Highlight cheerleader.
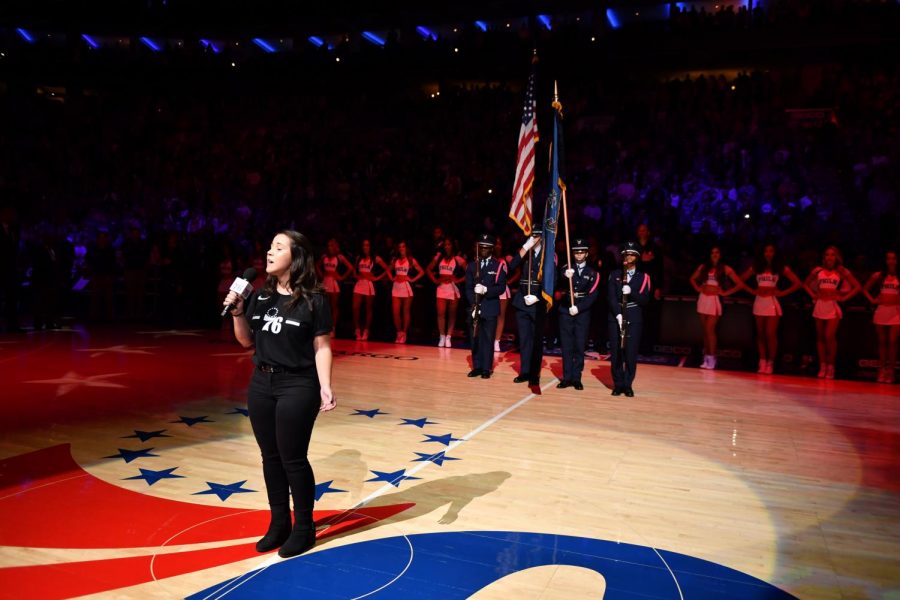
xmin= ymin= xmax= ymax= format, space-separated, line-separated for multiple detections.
xmin=863 ymin=251 xmax=899 ymax=383
xmin=494 ymin=237 xmax=518 ymax=353
xmin=803 ymin=246 xmax=861 ymax=379
xmin=351 ymin=239 xmax=390 ymax=341
xmin=427 ymin=238 xmax=467 ymax=347
xmin=389 ymin=241 xmax=424 ymax=343
xmin=690 ymin=246 xmax=748 ymax=369
xmin=739 ymin=243 xmax=802 ymax=373
xmin=317 ymin=238 xmax=354 ymax=336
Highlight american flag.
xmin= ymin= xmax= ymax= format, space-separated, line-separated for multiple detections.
xmin=509 ymin=64 xmax=538 ymax=236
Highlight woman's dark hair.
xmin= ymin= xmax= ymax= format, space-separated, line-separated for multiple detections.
xmin=357 ymin=239 xmax=377 ymax=271
xmin=822 ymin=245 xmax=844 ymax=269
xmin=695 ymin=246 xmax=725 ymax=286
xmin=441 ymin=237 xmax=457 ymax=258
xmin=875 ymin=250 xmax=898 ymax=286
xmin=753 ymin=243 xmax=784 ymax=275
xmin=262 ymin=230 xmax=322 ymax=310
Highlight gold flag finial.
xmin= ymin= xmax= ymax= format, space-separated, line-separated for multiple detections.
xmin=552 ymin=80 xmax=562 ymax=113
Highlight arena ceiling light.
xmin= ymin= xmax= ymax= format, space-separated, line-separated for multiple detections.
xmin=474 ymin=20 xmax=488 ymax=32
xmin=308 ymin=36 xmax=325 ymax=47
xmin=538 ymin=15 xmax=552 ymax=30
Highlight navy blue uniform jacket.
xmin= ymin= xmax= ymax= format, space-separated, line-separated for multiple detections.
xmin=465 ymin=258 xmax=507 ymax=318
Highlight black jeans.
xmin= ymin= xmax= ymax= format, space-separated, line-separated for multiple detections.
xmin=248 ymin=369 xmax=320 ymax=526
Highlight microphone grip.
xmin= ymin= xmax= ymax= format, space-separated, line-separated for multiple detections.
xmin=221 ymin=274 xmax=254 ymax=318
xmin=221 ymin=290 xmax=243 ymax=317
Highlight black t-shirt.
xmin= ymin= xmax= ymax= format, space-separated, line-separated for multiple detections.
xmin=244 ymin=290 xmax=333 ymax=374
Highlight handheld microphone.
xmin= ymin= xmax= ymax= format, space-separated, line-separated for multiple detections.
xmin=221 ymin=267 xmax=257 ymax=317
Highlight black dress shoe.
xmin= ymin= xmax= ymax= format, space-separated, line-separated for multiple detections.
xmin=513 ymin=375 xmax=529 ymax=383
xmin=624 ymin=388 xmax=635 ymax=397
xmin=573 ymin=381 xmax=584 ymax=390
xmin=468 ymin=369 xmax=483 ymax=377
xmin=611 ymin=387 xmax=623 ymax=396
xmin=481 ymin=371 xmax=492 ymax=379
xmin=557 ymin=380 xmax=571 ymax=389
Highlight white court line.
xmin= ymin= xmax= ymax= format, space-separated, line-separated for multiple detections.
xmin=650 ymin=547 xmax=685 ymax=600
xmin=208 ymin=379 xmax=559 ymax=599
xmin=350 ymin=533 xmax=415 ymax=600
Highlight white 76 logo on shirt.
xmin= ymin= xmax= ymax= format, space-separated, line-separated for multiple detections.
xmin=262 ymin=315 xmax=283 ymax=334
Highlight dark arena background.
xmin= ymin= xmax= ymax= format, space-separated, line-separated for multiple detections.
xmin=0 ymin=1 xmax=898 ymax=598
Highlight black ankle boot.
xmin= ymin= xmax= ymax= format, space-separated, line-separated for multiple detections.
xmin=255 ymin=507 xmax=292 ymax=553
xmin=277 ymin=524 xmax=316 ymax=558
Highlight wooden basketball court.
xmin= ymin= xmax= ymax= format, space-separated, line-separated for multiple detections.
xmin=0 ymin=328 xmax=897 ymax=599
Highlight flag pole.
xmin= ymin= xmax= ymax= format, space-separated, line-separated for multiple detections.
xmin=553 ymin=81 xmax=575 ymax=307
xmin=562 ymin=187 xmax=574 ymax=308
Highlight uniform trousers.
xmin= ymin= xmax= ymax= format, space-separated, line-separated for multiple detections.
xmin=559 ymin=310 xmax=591 ymax=382
xmin=608 ymin=319 xmax=643 ymax=389
xmin=515 ymin=303 xmax=546 ymax=381
xmin=469 ymin=315 xmax=497 ymax=372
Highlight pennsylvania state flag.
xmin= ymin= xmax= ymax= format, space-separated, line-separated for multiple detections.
xmin=539 ymin=88 xmax=565 ymax=308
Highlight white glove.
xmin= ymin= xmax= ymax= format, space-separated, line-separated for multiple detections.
xmin=564 ymin=268 xmax=575 ymax=279
xmin=474 ymin=283 xmax=487 ymax=295
xmin=616 ymin=314 xmax=623 ymax=328
xmin=568 ymin=305 xmax=579 ymax=316
xmin=524 ymin=294 xmax=539 ymax=306
xmin=622 ymin=284 xmax=631 ymax=295
xmin=522 ymin=236 xmax=538 ymax=252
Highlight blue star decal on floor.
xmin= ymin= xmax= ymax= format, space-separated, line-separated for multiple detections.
xmin=421 ymin=433 xmax=463 ymax=446
xmin=122 ymin=430 xmax=170 ymax=442
xmin=365 ymin=469 xmax=422 ymax=488
xmin=192 ymin=480 xmax=256 ymax=501
xmin=351 ymin=408 xmax=388 ymax=418
xmin=412 ymin=451 xmax=461 ymax=467
xmin=399 ymin=417 xmax=438 ymax=428
xmin=170 ymin=415 xmax=214 ymax=426
xmin=226 ymin=407 xmax=249 ymax=417
xmin=123 ymin=467 xmax=185 ymax=486
xmin=103 ymin=448 xmax=160 ymax=463
xmin=314 ymin=480 xmax=348 ymax=501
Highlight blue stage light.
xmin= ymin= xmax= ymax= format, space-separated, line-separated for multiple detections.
xmin=475 ymin=21 xmax=488 ymax=32
xmin=81 ymin=34 xmax=99 ymax=49
xmin=252 ymin=38 xmax=277 ymax=53
xmin=538 ymin=15 xmax=552 ymax=30
xmin=199 ymin=39 xmax=221 ymax=53
xmin=16 ymin=28 xmax=34 ymax=43
xmin=140 ymin=37 xmax=161 ymax=51
xmin=606 ymin=9 xmax=622 ymax=29
xmin=361 ymin=31 xmax=385 ymax=46
xmin=308 ymin=36 xmax=325 ymax=48
xmin=416 ymin=26 xmax=436 ymax=40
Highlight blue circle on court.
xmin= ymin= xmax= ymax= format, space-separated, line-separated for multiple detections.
xmin=189 ymin=531 xmax=797 ymax=599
